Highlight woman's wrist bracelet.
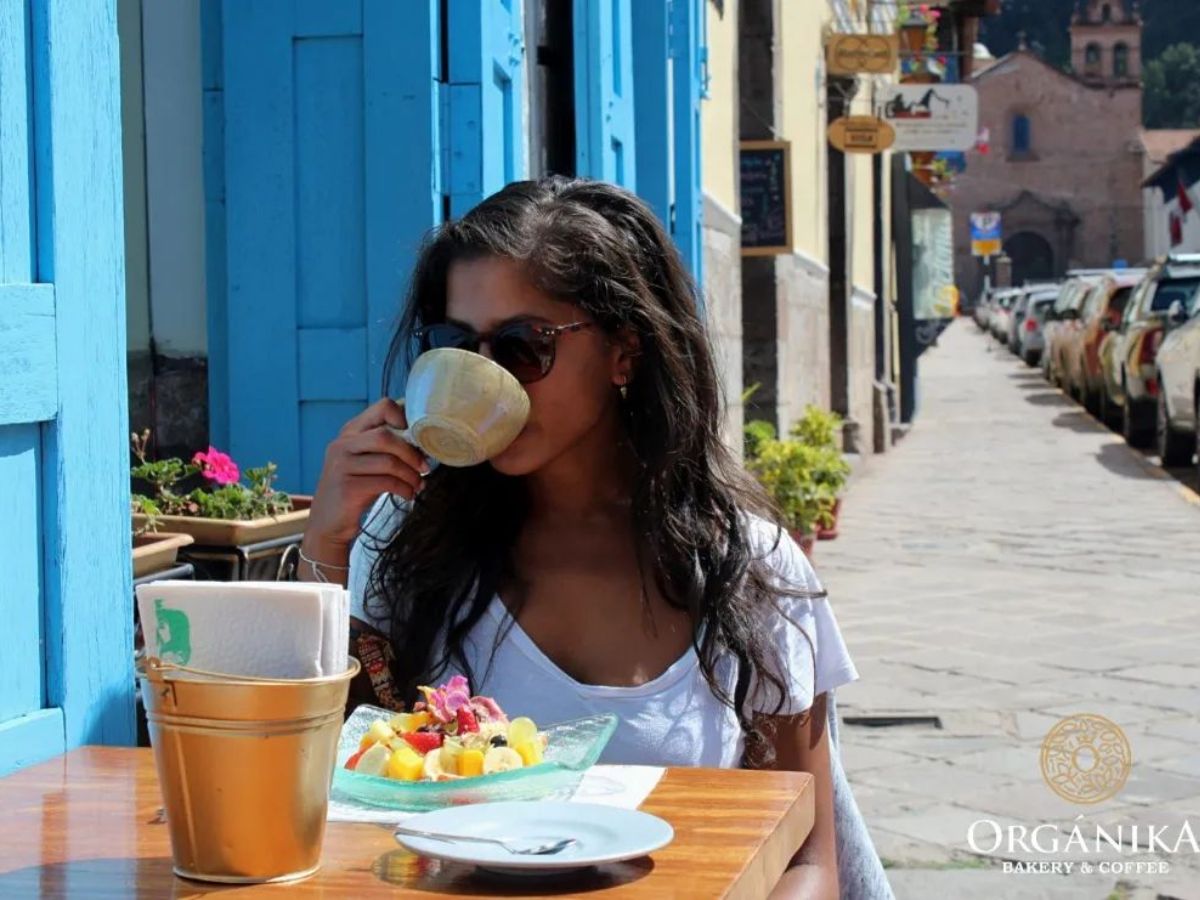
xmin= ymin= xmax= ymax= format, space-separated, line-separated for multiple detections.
xmin=298 ymin=546 xmax=350 ymax=583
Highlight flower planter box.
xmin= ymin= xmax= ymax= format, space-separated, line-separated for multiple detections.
xmin=132 ymin=495 xmax=311 ymax=546
xmin=132 ymin=532 xmax=195 ymax=579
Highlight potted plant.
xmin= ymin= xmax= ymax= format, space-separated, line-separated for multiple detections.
xmin=896 ymin=3 xmax=941 ymax=56
xmin=131 ymin=504 xmax=194 ymax=579
xmin=788 ymin=406 xmax=851 ymax=540
xmin=743 ymin=420 xmax=826 ymax=558
xmin=130 ymin=430 xmax=310 ymax=576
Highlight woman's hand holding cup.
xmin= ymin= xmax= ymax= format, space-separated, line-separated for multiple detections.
xmin=305 ymin=398 xmax=431 ymax=553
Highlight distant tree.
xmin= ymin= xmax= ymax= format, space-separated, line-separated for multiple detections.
xmin=1141 ymin=0 xmax=1200 ymax=61
xmin=1143 ymin=43 xmax=1200 ymax=127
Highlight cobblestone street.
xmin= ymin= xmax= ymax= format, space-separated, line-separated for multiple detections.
xmin=822 ymin=321 xmax=1200 ymax=900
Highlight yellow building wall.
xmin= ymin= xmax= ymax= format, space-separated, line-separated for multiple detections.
xmin=777 ymin=1 xmax=828 ymax=263
xmin=701 ymin=0 xmax=739 ymax=214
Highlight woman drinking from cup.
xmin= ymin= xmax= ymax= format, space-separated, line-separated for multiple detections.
xmin=300 ymin=176 xmax=881 ymax=900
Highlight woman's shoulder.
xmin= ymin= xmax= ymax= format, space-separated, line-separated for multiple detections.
xmin=736 ymin=508 xmax=857 ymax=716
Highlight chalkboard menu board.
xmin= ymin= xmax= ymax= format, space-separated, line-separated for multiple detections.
xmin=740 ymin=140 xmax=792 ymax=256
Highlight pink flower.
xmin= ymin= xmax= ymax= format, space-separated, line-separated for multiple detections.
xmin=469 ymin=695 xmax=508 ymax=724
xmin=193 ymin=446 xmax=240 ymax=485
xmin=417 ymin=675 xmax=472 ymax=724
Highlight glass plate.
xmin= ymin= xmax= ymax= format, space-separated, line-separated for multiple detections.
xmin=331 ymin=705 xmax=619 ymax=812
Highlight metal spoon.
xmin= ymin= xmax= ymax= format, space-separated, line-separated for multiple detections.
xmin=394 ymin=825 xmax=577 ymax=856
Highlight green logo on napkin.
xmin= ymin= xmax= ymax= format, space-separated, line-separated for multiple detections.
xmin=154 ymin=598 xmax=191 ymax=665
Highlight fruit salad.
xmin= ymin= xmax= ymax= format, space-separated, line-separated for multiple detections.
xmin=343 ymin=675 xmax=547 ymax=782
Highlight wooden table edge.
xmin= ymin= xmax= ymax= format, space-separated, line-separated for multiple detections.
xmin=1 ymin=747 xmax=817 ymax=898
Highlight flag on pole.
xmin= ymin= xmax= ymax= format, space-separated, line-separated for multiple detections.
xmin=1177 ymin=174 xmax=1195 ymax=216
xmin=1170 ymin=211 xmax=1184 ymax=247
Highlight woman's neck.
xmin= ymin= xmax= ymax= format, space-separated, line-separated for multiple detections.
xmin=524 ymin=413 xmax=638 ymax=524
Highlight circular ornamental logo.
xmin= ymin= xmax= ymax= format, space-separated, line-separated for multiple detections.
xmin=1040 ymin=713 xmax=1132 ymax=804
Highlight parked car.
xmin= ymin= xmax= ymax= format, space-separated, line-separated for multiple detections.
xmin=973 ymin=289 xmax=992 ymax=330
xmin=1043 ymin=275 xmax=1103 ymax=385
xmin=1017 ymin=290 xmax=1061 ymax=367
xmin=1007 ymin=283 xmax=1059 ymax=354
xmin=989 ymin=289 xmax=1020 ymax=343
xmin=1152 ymin=263 xmax=1200 ymax=466
xmin=1064 ymin=271 xmax=1144 ymax=413
xmin=1101 ymin=257 xmax=1200 ymax=447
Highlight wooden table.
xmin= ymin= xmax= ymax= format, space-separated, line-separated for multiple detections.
xmin=0 ymin=748 xmax=814 ymax=898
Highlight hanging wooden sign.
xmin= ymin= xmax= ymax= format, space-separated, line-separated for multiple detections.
xmin=825 ymin=34 xmax=899 ymax=76
xmin=827 ymin=116 xmax=896 ymax=154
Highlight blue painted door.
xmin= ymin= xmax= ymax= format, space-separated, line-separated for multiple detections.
xmin=214 ymin=0 xmax=441 ymax=493
xmin=574 ymin=0 xmax=636 ymax=188
xmin=631 ymin=0 xmax=703 ymax=288
xmin=0 ymin=0 xmax=134 ymax=773
xmin=445 ymin=0 xmax=527 ymax=217
xmin=213 ymin=0 xmax=526 ymax=493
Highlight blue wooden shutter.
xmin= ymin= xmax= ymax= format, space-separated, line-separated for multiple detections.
xmin=670 ymin=0 xmax=704 ymax=291
xmin=0 ymin=0 xmax=133 ymax=773
xmin=574 ymin=0 xmax=636 ymax=187
xmin=632 ymin=0 xmax=703 ymax=289
xmin=445 ymin=0 xmax=527 ymax=217
xmin=216 ymin=0 xmax=440 ymax=494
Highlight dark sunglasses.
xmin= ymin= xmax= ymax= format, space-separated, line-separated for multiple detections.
xmin=413 ymin=319 xmax=596 ymax=384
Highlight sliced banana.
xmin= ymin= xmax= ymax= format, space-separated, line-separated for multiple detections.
xmin=423 ymin=748 xmax=445 ymax=780
xmin=482 ymin=746 xmax=524 ymax=775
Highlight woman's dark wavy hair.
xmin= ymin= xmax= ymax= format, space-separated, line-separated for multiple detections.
xmin=366 ymin=175 xmax=820 ymax=765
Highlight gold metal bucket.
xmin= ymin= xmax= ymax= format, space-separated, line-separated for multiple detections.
xmin=138 ymin=656 xmax=360 ymax=884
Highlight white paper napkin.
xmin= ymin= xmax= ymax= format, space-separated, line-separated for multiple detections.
xmin=326 ymin=765 xmax=667 ymax=824
xmin=135 ymin=580 xmax=349 ymax=679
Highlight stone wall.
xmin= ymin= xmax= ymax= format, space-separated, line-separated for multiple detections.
xmin=128 ymin=354 xmax=209 ymax=462
xmin=703 ymin=193 xmax=745 ymax=460
xmin=774 ymin=251 xmax=831 ymax=433
xmin=849 ymin=288 xmax=877 ymax=454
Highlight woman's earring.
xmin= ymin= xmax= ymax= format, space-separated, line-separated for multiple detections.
xmin=618 ymin=377 xmax=629 ymax=400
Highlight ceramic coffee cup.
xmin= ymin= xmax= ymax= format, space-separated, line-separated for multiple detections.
xmin=392 ymin=348 xmax=531 ymax=467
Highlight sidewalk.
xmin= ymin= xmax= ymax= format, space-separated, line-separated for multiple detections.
xmin=821 ymin=321 xmax=1200 ymax=900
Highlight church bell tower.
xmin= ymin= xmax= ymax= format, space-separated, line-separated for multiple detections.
xmin=1070 ymin=0 xmax=1143 ymax=86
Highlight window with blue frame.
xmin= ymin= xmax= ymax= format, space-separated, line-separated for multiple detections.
xmin=1012 ymin=114 xmax=1032 ymax=157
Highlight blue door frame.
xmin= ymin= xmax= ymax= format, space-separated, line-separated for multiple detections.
xmin=0 ymin=0 xmax=134 ymax=774
xmin=589 ymin=0 xmax=704 ymax=288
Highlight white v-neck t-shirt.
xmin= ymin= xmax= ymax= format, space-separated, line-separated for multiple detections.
xmin=348 ymin=494 xmax=859 ymax=768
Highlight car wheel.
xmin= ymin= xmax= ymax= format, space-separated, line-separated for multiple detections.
xmin=1157 ymin=390 xmax=1194 ymax=467
xmin=1084 ymin=385 xmax=1101 ymax=416
xmin=1023 ymin=350 xmax=1039 ymax=368
xmin=1123 ymin=394 xmax=1153 ymax=449
xmin=1195 ymin=396 xmax=1200 ymax=489
xmin=1099 ymin=388 xmax=1119 ymax=430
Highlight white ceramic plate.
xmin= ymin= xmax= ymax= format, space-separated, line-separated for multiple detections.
xmin=393 ymin=800 xmax=674 ymax=875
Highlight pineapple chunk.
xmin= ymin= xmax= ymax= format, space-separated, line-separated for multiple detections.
xmin=387 ymin=746 xmax=425 ymax=781
xmin=459 ymin=749 xmax=484 ymax=777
